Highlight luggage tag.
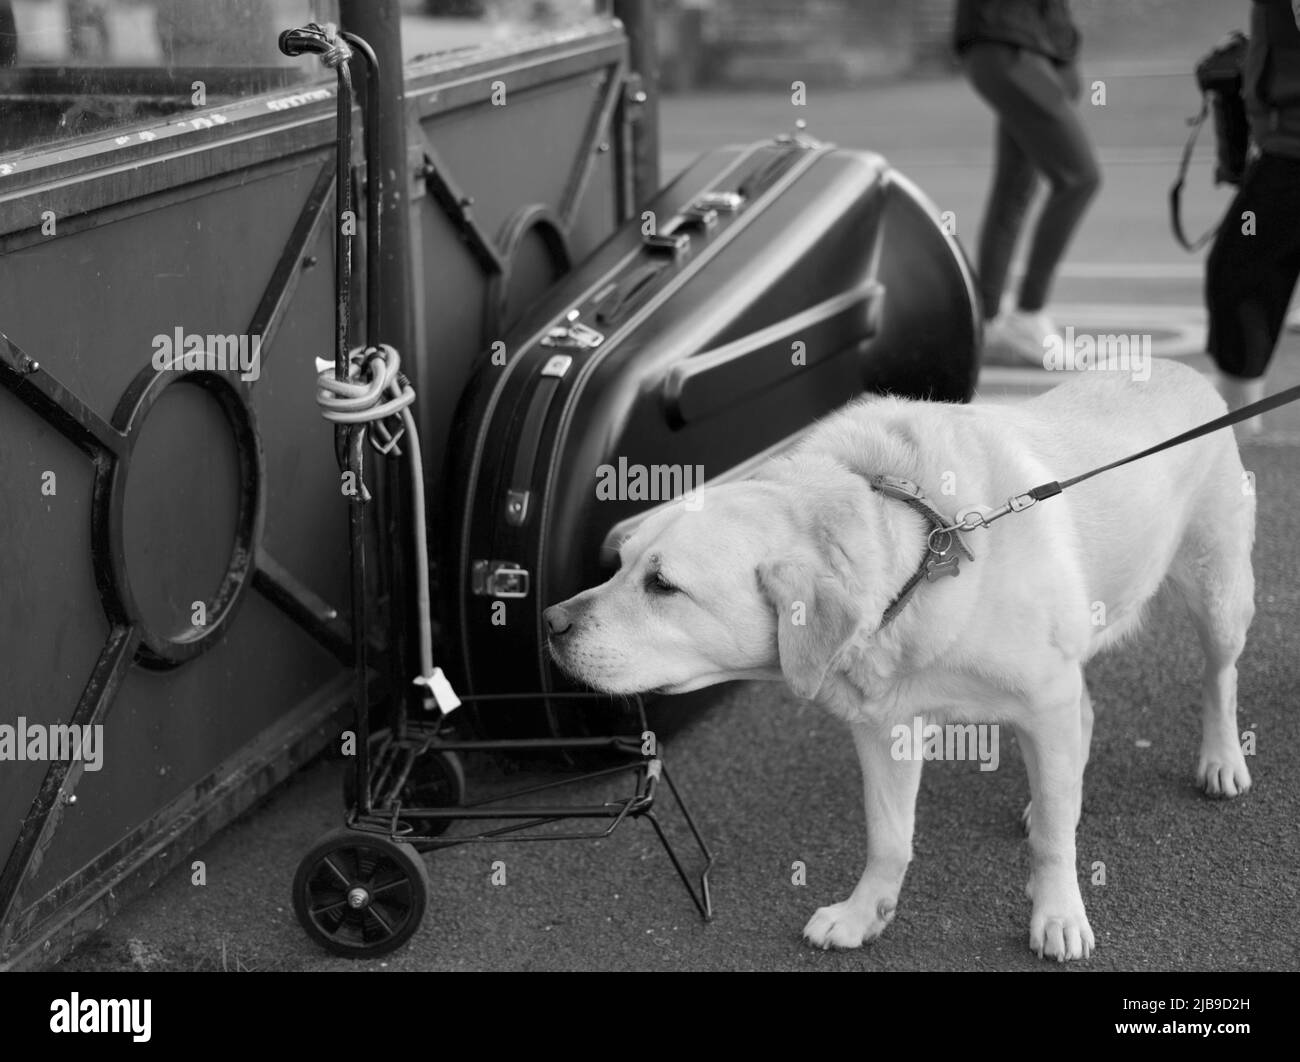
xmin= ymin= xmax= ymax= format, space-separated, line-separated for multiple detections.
xmin=413 ymin=668 xmax=461 ymax=714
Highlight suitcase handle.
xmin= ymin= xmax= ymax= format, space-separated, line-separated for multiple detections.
xmin=593 ymin=153 xmax=803 ymax=333
xmin=597 ymin=195 xmax=746 ymax=326
xmin=594 ymin=263 xmax=666 ymax=325
xmin=737 ymin=145 xmax=805 ymax=200
xmin=661 ymin=280 xmax=884 ymax=427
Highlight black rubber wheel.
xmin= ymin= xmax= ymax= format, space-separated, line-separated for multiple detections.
xmin=292 ymin=828 xmax=429 ymax=958
xmin=343 ymin=743 xmax=465 ymax=837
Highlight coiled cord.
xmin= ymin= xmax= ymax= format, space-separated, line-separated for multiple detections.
xmin=315 ymin=344 xmax=458 ymax=713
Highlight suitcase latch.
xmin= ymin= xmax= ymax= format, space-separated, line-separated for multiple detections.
xmin=472 ymin=560 xmax=530 ymax=598
xmin=643 ymin=231 xmax=690 ymax=257
xmin=678 ymin=203 xmax=719 ymax=231
xmin=541 ymin=322 xmax=604 ymax=350
xmin=774 ymin=123 xmax=821 ymax=149
xmin=693 ymin=191 xmax=744 ymax=214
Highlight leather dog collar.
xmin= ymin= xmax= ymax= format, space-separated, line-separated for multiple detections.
xmin=866 ymin=474 xmax=974 ymax=627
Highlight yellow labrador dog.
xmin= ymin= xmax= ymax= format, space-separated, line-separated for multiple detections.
xmin=545 ymin=358 xmax=1255 ymax=961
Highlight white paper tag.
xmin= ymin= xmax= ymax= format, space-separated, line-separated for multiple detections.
xmin=416 ymin=668 xmax=461 ymax=714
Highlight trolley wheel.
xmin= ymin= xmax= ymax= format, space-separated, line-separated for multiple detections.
xmin=343 ymin=746 xmax=465 ymax=837
xmin=292 ymin=828 xmax=429 ymax=958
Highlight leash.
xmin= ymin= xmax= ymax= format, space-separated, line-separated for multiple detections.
xmin=938 ymin=382 xmax=1300 ymax=538
xmin=869 ymin=383 xmax=1300 ymax=627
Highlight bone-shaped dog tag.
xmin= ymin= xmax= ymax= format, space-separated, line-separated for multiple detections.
xmin=925 ymin=549 xmax=961 ymax=580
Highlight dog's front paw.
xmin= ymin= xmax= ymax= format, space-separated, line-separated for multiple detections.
xmin=1197 ymin=747 xmax=1252 ymax=799
xmin=802 ymin=898 xmax=895 ymax=950
xmin=1028 ymin=897 xmax=1095 ymax=962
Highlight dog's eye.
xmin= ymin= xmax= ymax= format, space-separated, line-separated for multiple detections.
xmin=646 ymin=570 xmax=680 ymax=595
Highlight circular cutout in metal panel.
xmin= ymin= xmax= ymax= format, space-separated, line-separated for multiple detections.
xmin=488 ymin=204 xmax=572 ymax=334
xmin=105 ymin=370 xmax=263 ymax=668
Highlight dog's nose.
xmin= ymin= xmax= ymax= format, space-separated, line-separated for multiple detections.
xmin=544 ymin=604 xmax=572 ymax=637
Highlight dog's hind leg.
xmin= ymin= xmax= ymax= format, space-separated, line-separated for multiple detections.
xmin=802 ymin=720 xmax=923 ymax=950
xmin=1167 ymin=487 xmax=1256 ymax=799
xmin=1022 ymin=668 xmax=1093 ymax=835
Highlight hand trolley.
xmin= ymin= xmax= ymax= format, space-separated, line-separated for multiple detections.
xmin=278 ymin=21 xmax=713 ymax=958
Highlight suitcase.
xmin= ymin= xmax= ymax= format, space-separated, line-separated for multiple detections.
xmin=441 ymin=134 xmax=979 ymax=739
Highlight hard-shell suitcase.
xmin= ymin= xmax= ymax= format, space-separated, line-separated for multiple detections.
xmin=442 ymin=134 xmax=979 ymax=738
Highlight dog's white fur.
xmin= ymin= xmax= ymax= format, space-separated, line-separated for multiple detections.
xmin=546 ymin=358 xmax=1255 ymax=960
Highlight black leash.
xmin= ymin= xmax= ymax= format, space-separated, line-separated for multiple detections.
xmin=949 ymin=382 xmax=1300 ymax=534
xmin=1026 ymin=381 xmax=1299 ymax=500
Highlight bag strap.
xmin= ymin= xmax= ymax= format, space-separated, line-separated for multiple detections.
xmin=1169 ymin=97 xmax=1222 ymax=252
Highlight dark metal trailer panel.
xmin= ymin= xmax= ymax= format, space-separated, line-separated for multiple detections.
xmin=0 ymin=11 xmax=636 ymax=969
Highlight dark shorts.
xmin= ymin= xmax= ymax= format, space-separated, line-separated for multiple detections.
xmin=1206 ymin=152 xmax=1300 ymax=379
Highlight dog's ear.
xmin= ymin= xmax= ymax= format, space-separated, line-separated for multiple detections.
xmin=757 ymin=555 xmax=863 ymax=700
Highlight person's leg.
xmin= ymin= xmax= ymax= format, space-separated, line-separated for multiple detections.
xmin=1267 ymin=168 xmax=1300 ymax=368
xmin=999 ymin=54 xmax=1101 ymax=313
xmin=964 ymin=44 xmax=1040 ymax=321
xmin=976 ymin=119 xmax=1040 ymax=320
xmin=1207 ymin=154 xmax=1300 ymax=432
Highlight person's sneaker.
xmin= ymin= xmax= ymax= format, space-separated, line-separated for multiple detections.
xmin=982 ymin=310 xmax=1058 ymax=367
xmin=1213 ymin=371 xmax=1266 ymax=438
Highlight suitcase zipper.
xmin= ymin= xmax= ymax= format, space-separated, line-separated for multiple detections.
xmin=593 ymin=263 xmax=665 ymax=325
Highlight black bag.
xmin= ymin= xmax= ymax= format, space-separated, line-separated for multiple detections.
xmin=1171 ymin=31 xmax=1250 ymax=251
xmin=441 ymin=137 xmax=980 ymax=741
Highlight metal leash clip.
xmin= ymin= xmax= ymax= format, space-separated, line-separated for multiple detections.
xmin=944 ymin=491 xmax=1040 ymax=535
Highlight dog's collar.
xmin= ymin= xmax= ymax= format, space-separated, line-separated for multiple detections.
xmin=866 ymin=474 xmax=974 ymax=627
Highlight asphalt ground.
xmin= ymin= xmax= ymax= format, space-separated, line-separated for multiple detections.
xmin=57 ymin=43 xmax=1300 ymax=973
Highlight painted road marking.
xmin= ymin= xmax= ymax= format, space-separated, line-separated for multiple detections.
xmin=975 ymin=361 xmax=1215 ymax=394
xmin=1053 ymin=303 xmax=1206 ymax=357
xmin=864 ymin=146 xmax=1225 ymax=168
xmin=1018 ymin=262 xmax=1205 ymax=280
xmin=982 ymin=304 xmax=1207 ymax=368
xmin=976 ymin=302 xmax=1210 ymax=391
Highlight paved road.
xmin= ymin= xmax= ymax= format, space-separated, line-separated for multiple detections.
xmin=60 ymin=52 xmax=1299 ymax=973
